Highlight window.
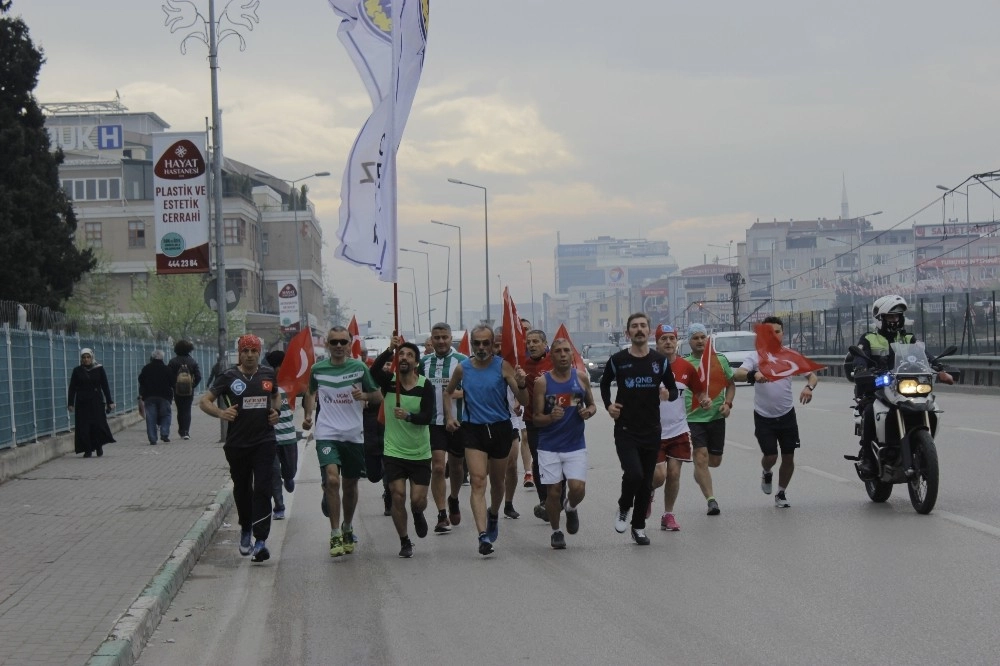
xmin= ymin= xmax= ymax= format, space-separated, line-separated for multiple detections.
xmin=810 ymin=257 xmax=825 ymax=269
xmin=978 ymin=246 xmax=999 ymax=258
xmin=750 ymin=258 xmax=770 ymax=272
xmin=223 ymin=218 xmax=245 ymax=245
xmin=131 ymin=273 xmax=148 ymax=297
xmin=599 ymin=303 xmax=608 ymax=312
xmin=981 ymin=267 xmax=997 ymax=280
xmin=84 ymin=222 xmax=102 ymax=247
xmin=836 ymin=254 xmax=858 ymax=269
xmin=778 ymin=258 xmax=795 ymax=271
xmin=754 ymin=238 xmax=777 ymax=252
xmin=62 ymin=178 xmax=122 ymax=201
xmin=811 ymin=278 xmax=824 ymax=289
xmin=780 ymin=279 xmax=796 ymax=291
xmin=871 ymin=254 xmax=888 ymax=265
xmin=262 ymin=232 xmax=269 ymax=256
xmin=128 ymin=220 xmax=145 ymax=248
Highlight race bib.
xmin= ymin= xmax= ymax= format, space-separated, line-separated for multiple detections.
xmin=242 ymin=396 xmax=268 ymax=409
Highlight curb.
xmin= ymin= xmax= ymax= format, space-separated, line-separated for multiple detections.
xmin=0 ymin=411 xmax=145 ymax=485
xmin=85 ymin=485 xmax=234 ymax=666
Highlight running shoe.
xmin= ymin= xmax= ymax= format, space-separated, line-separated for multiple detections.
xmin=434 ymin=510 xmax=451 ymax=534
xmin=774 ymin=491 xmax=790 ymax=508
xmin=503 ymin=503 xmax=520 ymax=519
xmin=478 ymin=533 xmax=494 ymax=556
xmin=486 ymin=510 xmax=500 ymax=543
xmin=273 ymin=508 xmax=286 ymax=520
xmin=448 ymin=495 xmax=462 ymax=526
xmin=342 ymin=527 xmax=356 ymax=554
xmin=646 ymin=491 xmax=654 ymax=519
xmin=399 ymin=538 xmax=414 ymax=558
xmin=239 ymin=529 xmax=252 ymax=556
xmin=329 ymin=534 xmax=345 ymax=558
xmin=250 ymin=539 xmax=270 ymax=562
xmin=706 ymin=498 xmax=721 ymax=516
xmin=761 ymin=470 xmax=773 ymax=495
xmin=284 ymin=478 xmax=295 ymax=493
xmin=564 ymin=500 xmax=580 ymax=535
xmin=614 ymin=507 xmax=630 ymax=533
xmin=631 ymin=528 xmax=651 ymax=546
xmin=533 ymin=502 xmax=548 ymax=521
xmin=662 ymin=512 xmax=680 ymax=531
xmin=182 ymin=435 xmax=191 ymax=440
xmin=523 ymin=472 xmax=534 ymax=488
xmin=413 ymin=510 xmax=428 ymax=538
xmin=551 ymin=530 xmax=567 ymax=550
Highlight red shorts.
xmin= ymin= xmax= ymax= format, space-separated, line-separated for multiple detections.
xmin=657 ymin=432 xmax=693 ymax=464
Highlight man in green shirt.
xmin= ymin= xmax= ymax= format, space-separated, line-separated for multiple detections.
xmin=372 ymin=337 xmax=436 ymax=558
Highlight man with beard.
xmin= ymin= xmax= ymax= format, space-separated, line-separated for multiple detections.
xmin=444 ymin=325 xmax=528 ymax=556
xmin=372 ymin=338 xmax=436 ymax=557
xmin=600 ymin=313 xmax=678 ymax=546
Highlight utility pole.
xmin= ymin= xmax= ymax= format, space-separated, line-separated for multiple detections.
xmin=724 ymin=272 xmax=746 ymax=331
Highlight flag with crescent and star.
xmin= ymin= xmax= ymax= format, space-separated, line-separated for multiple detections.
xmin=277 ymin=327 xmax=316 ymax=409
xmin=755 ymin=323 xmax=826 ymax=380
xmin=348 ymin=315 xmax=365 ymax=360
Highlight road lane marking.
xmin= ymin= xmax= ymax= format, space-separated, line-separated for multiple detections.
xmin=957 ymin=427 xmax=1000 ymax=437
xmin=797 ymin=465 xmax=854 ymax=485
xmin=935 ymin=510 xmax=1000 ymax=539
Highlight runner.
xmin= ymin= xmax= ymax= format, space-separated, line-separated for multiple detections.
xmin=199 ymin=334 xmax=280 ymax=563
xmin=495 ymin=328 xmax=525 ymax=520
xmin=443 ymin=325 xmax=528 ymax=556
xmin=419 ymin=322 xmax=468 ymax=533
xmin=521 ymin=329 xmax=554 ymax=521
xmin=684 ymin=323 xmax=736 ymax=516
xmin=302 ymin=326 xmax=382 ymax=558
xmin=649 ymin=325 xmax=709 ymax=531
xmin=371 ymin=338 xmax=436 ymax=557
xmin=264 ymin=351 xmax=298 ymax=521
xmin=733 ymin=316 xmax=818 ymax=508
xmin=531 ymin=337 xmax=596 ymax=549
xmin=600 ymin=313 xmax=679 ymax=545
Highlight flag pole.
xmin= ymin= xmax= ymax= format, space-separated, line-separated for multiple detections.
xmin=393 ymin=281 xmax=401 ymax=407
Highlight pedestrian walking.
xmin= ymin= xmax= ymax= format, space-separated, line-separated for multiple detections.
xmin=138 ymin=350 xmax=173 ymax=445
xmin=199 ymin=333 xmax=280 ymax=563
xmin=265 ymin=350 xmax=298 ymax=521
xmin=168 ymin=339 xmax=201 ymax=440
xmin=67 ymin=348 xmax=115 ymax=457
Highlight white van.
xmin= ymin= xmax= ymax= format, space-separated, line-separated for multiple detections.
xmin=711 ymin=331 xmax=758 ymax=369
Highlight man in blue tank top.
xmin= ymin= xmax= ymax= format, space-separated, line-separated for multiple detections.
xmin=443 ymin=325 xmax=529 ymax=557
xmin=531 ymin=337 xmax=597 ymax=549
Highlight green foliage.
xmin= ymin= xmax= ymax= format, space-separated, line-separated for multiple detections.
xmin=0 ymin=2 xmax=96 ymax=308
xmin=63 ymin=250 xmax=120 ymax=328
xmin=131 ymin=269 xmax=243 ymax=340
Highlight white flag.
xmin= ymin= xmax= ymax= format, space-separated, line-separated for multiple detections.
xmin=330 ymin=0 xmax=429 ymax=283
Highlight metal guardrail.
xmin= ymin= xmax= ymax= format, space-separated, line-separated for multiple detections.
xmin=810 ymin=354 xmax=1000 ymax=387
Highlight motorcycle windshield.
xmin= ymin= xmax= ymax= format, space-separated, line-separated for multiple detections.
xmin=890 ymin=342 xmax=933 ymax=375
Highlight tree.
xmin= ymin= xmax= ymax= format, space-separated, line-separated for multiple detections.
xmin=62 ymin=250 xmax=121 ymax=331
xmin=0 ymin=1 xmax=96 ymax=308
xmin=131 ymin=270 xmax=243 ymax=340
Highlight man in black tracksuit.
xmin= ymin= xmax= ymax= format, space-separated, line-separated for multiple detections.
xmin=600 ymin=313 xmax=678 ymax=546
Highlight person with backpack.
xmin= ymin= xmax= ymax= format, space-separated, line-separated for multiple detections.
xmin=169 ymin=339 xmax=202 ymax=440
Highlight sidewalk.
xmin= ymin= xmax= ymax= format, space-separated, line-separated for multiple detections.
xmin=0 ymin=407 xmax=234 ymax=666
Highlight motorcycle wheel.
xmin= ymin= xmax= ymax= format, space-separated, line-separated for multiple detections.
xmin=908 ymin=430 xmax=939 ymax=514
xmin=865 ymin=478 xmax=893 ymax=503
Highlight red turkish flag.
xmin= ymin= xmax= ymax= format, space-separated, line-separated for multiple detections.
xmin=553 ymin=324 xmax=589 ymax=375
xmin=348 ymin=315 xmax=364 ymax=360
xmin=691 ymin=334 xmax=728 ymax=414
xmin=277 ymin=327 xmax=315 ymax=409
xmin=500 ymin=287 xmax=526 ymax=367
xmin=457 ymin=329 xmax=471 ymax=356
xmin=755 ymin=323 xmax=826 ymax=380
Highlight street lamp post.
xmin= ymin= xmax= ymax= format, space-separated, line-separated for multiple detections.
xmin=708 ymin=241 xmax=734 ymax=265
xmin=254 ymin=171 xmax=330 ymax=331
xmin=397 ymin=290 xmax=417 ymax=334
xmin=419 ymin=239 xmax=451 ymax=325
xmin=937 ymin=185 xmax=972 ymax=292
xmin=431 ymin=220 xmax=463 ymax=330
xmin=526 ymin=259 xmax=536 ymax=326
xmin=401 ymin=247 xmax=432 ymax=331
xmin=447 ymin=178 xmax=489 ymax=323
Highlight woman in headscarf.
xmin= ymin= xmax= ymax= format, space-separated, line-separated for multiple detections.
xmin=67 ymin=348 xmax=116 ymax=457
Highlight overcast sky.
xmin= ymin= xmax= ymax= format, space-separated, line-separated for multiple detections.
xmin=16 ymin=0 xmax=1000 ymax=331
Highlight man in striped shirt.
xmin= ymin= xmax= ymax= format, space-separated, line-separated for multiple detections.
xmin=265 ymin=351 xmax=299 ymax=521
xmin=419 ymin=322 xmax=469 ymax=533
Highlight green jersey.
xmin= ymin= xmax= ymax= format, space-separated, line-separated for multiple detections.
xmin=309 ymin=358 xmax=377 ymax=443
xmin=683 ymin=353 xmax=734 ymax=423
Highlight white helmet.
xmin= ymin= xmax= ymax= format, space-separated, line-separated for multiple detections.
xmin=872 ymin=294 xmax=907 ymax=332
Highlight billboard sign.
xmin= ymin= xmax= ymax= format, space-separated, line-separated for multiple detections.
xmin=278 ymin=280 xmax=301 ymax=333
xmin=152 ymin=133 xmax=211 ymax=274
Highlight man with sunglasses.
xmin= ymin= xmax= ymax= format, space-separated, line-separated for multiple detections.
xmin=302 ymin=326 xmax=382 ymax=558
xmin=443 ymin=325 xmax=529 ymax=556
xmin=200 ymin=334 xmax=280 ymax=563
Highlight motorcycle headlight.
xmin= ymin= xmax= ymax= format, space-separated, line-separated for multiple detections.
xmin=897 ymin=378 xmax=933 ymax=395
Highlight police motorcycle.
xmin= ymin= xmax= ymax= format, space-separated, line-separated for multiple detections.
xmin=844 ymin=342 xmax=957 ymax=514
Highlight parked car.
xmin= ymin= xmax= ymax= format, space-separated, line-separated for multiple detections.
xmin=581 ymin=342 xmax=619 ymax=382
xmin=710 ymin=331 xmax=757 ymax=368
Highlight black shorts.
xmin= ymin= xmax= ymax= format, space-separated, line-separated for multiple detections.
xmin=689 ymin=420 xmax=727 ymax=456
xmin=753 ymin=409 xmax=800 ymax=456
xmin=461 ymin=420 xmax=514 ymax=460
xmin=429 ymin=424 xmax=464 ymax=458
xmin=384 ymin=456 xmax=432 ymax=486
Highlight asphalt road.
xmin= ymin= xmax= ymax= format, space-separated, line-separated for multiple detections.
xmin=138 ymin=380 xmax=1000 ymax=666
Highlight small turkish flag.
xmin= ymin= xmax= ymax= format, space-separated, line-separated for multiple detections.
xmin=755 ymin=323 xmax=826 ymax=380
xmin=277 ymin=327 xmax=315 ymax=409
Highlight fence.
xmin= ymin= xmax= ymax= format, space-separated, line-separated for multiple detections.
xmin=1 ymin=323 xmax=215 ymax=450
xmin=764 ymin=291 xmax=999 ymax=357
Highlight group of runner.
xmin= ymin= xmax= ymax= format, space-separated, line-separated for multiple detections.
xmin=200 ymin=312 xmax=818 ymax=561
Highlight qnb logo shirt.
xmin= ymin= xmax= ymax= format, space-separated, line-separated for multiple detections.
xmin=210 ymin=367 xmax=278 ymax=449
xmin=309 ymin=358 xmax=378 ymax=443
xmin=604 ymin=349 xmax=677 ymax=439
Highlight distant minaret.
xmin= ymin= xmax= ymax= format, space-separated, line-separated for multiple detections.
xmin=841 ymin=173 xmax=850 ymax=219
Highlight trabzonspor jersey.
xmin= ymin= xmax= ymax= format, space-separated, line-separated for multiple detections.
xmin=309 ymin=358 xmax=378 ymax=443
